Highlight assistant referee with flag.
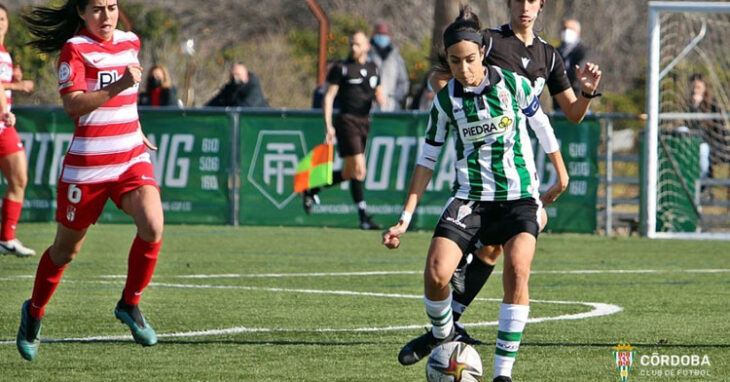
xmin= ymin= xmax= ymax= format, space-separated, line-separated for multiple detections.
xmin=302 ymin=30 xmax=386 ymax=230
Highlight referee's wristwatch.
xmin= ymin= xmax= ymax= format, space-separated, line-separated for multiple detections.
xmin=581 ymin=89 xmax=602 ymax=99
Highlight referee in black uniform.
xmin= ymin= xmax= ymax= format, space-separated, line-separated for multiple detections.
xmin=303 ymin=30 xmax=386 ymax=230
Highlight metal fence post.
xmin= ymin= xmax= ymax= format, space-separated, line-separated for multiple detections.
xmin=605 ymin=118 xmax=613 ymax=236
xmin=230 ymin=111 xmax=240 ymax=226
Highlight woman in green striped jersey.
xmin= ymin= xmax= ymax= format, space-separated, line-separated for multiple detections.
xmin=431 ymin=0 xmax=602 ymax=347
xmin=383 ymin=7 xmax=567 ymax=381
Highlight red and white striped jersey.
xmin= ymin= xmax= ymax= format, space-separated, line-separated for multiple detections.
xmin=57 ymin=28 xmax=147 ymax=184
xmin=0 ymin=45 xmax=13 ymax=130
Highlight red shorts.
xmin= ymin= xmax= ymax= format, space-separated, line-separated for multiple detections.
xmin=0 ymin=126 xmax=25 ymax=156
xmin=56 ymin=161 xmax=160 ymax=231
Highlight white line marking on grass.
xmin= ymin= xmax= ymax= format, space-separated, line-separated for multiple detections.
xmin=684 ymin=269 xmax=730 ymax=273
xmin=533 ymin=270 xmax=659 ymax=274
xmin=175 ymin=271 xmax=421 ymax=279
xmin=172 ymin=268 xmax=730 ymax=279
xmin=0 ymin=282 xmax=622 ymax=345
xmin=0 ymin=275 xmax=34 ymax=281
xmin=3 ymin=268 xmax=729 ymax=284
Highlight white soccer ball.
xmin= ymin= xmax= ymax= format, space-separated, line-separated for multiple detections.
xmin=426 ymin=341 xmax=483 ymax=382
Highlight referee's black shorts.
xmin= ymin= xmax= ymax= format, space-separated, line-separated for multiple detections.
xmin=433 ymin=197 xmax=541 ymax=253
xmin=335 ymin=113 xmax=370 ymax=157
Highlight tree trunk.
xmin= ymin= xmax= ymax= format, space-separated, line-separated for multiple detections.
xmin=430 ymin=0 xmax=461 ymax=65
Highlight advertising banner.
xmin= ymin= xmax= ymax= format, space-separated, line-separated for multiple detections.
xmin=238 ymin=111 xmax=600 ymax=233
xmin=8 ymin=108 xmax=232 ymax=225
xmin=9 ymin=107 xmax=597 ymax=232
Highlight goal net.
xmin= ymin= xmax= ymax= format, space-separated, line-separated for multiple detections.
xmin=642 ymin=1 xmax=730 ymax=239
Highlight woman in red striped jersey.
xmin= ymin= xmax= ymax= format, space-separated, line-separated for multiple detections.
xmin=16 ymin=0 xmax=163 ymax=361
xmin=0 ymin=4 xmax=36 ymax=257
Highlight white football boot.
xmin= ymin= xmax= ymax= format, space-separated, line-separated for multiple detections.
xmin=0 ymin=239 xmax=36 ymax=257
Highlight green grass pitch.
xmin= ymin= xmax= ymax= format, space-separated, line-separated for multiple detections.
xmin=1 ymin=223 xmax=729 ymax=381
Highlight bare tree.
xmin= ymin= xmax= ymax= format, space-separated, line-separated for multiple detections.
xmin=431 ymin=0 xmax=461 ymax=64
xmin=3 ymin=0 xmax=661 ymax=109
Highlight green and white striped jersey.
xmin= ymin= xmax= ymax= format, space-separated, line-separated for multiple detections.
xmin=425 ymin=66 xmax=547 ymax=201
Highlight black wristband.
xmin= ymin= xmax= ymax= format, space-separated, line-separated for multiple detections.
xmin=581 ymin=90 xmax=602 ymax=99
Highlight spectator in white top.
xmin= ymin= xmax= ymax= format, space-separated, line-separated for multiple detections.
xmin=368 ymin=21 xmax=409 ymax=111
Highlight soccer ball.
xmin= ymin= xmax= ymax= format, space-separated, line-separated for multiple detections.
xmin=426 ymin=341 xmax=483 ymax=382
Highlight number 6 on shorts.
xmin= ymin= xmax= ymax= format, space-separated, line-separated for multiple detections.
xmin=68 ymin=184 xmax=82 ymax=204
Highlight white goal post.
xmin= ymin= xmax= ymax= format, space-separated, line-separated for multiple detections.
xmin=642 ymin=1 xmax=730 ymax=239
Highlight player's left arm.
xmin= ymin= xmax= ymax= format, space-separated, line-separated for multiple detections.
xmin=518 ymin=76 xmax=569 ymax=205
xmin=541 ymin=151 xmax=569 ymax=206
xmin=139 ymin=122 xmax=158 ymax=151
xmin=0 ymin=81 xmax=13 ymax=126
xmin=527 ymin=105 xmax=569 ymax=206
xmin=374 ymin=85 xmax=386 ymax=106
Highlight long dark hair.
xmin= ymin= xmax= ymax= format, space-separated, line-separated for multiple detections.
xmin=435 ymin=5 xmax=484 ymax=74
xmin=688 ymin=73 xmax=713 ymax=112
xmin=22 ymin=0 xmax=90 ymax=53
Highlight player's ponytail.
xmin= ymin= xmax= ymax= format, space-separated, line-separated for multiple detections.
xmin=22 ymin=0 xmax=90 ymax=53
xmin=434 ymin=5 xmax=486 ymax=74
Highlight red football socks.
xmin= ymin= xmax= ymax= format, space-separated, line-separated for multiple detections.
xmin=122 ymin=235 xmax=161 ymax=306
xmin=29 ymin=249 xmax=68 ymax=319
xmin=1 ymin=198 xmax=22 ymax=241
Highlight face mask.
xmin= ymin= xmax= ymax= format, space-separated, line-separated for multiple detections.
xmin=150 ymin=78 xmax=162 ymax=88
xmin=372 ymin=34 xmax=391 ymax=49
xmin=561 ymin=28 xmax=579 ymax=45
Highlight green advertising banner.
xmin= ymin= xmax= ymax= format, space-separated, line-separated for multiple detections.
xmin=7 ymin=108 xmax=233 ymax=225
xmin=541 ymin=120 xmax=601 ymax=233
xmin=238 ymin=111 xmax=600 ymax=233
xmin=8 ymin=107 xmax=598 ymax=232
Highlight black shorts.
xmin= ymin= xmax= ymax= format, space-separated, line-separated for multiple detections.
xmin=433 ymin=197 xmax=541 ymax=253
xmin=335 ymin=113 xmax=370 ymax=157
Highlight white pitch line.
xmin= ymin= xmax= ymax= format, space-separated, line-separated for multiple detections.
xmin=684 ymin=269 xmax=730 ymax=273
xmin=175 ymin=271 xmax=420 ymax=279
xmin=0 ymin=282 xmax=622 ymax=345
xmin=170 ymin=268 xmax=730 ymax=279
xmin=4 ymin=269 xmax=729 ymax=283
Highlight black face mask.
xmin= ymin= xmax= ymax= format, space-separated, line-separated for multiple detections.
xmin=149 ymin=78 xmax=162 ymax=88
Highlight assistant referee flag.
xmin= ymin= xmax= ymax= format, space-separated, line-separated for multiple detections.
xmin=294 ymin=143 xmax=333 ymax=193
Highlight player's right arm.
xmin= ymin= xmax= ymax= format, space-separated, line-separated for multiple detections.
xmin=383 ymin=96 xmax=448 ymax=249
xmin=58 ymin=42 xmax=143 ymax=119
xmin=62 ymin=64 xmax=142 ymax=119
xmin=6 ymin=66 xmax=34 ymax=93
xmin=383 ymin=164 xmax=434 ymax=249
xmin=322 ymin=83 xmax=339 ymax=144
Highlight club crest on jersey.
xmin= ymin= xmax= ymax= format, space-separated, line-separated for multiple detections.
xmin=498 ymin=88 xmax=512 ymax=108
